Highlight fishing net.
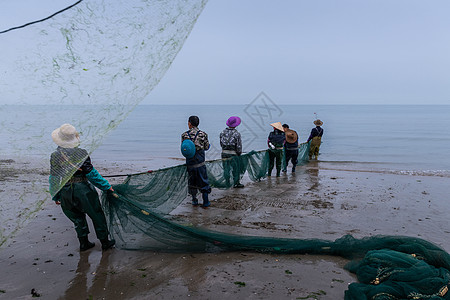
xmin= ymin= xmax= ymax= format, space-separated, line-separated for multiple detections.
xmin=3 ymin=2 xmax=450 ymax=298
xmin=103 ymin=143 xmax=450 ymax=299
xmin=0 ymin=0 xmax=207 ymax=245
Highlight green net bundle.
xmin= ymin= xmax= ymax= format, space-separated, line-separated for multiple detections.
xmin=102 ymin=143 xmax=450 ymax=299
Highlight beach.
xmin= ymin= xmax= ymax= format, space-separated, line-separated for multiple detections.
xmin=1 ymin=158 xmax=449 ymax=299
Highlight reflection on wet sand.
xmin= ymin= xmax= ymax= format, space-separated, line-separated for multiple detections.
xmin=306 ymin=161 xmax=320 ymax=191
xmin=62 ymin=251 xmax=110 ymax=300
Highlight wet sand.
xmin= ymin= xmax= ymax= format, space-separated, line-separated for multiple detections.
xmin=1 ymin=159 xmax=450 ymax=299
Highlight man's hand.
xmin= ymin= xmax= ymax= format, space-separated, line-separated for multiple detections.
xmin=108 ymin=187 xmax=119 ymax=198
xmin=55 ymin=201 xmax=61 ymax=205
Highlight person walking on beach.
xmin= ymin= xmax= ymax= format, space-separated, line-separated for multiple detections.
xmin=282 ymin=124 xmax=299 ymax=173
xmin=49 ymin=124 xmax=116 ymax=252
xmin=307 ymin=119 xmax=324 ymax=160
xmin=181 ymin=116 xmax=211 ymax=207
xmin=220 ymin=116 xmax=244 ymax=188
xmin=267 ymin=122 xmax=285 ymax=177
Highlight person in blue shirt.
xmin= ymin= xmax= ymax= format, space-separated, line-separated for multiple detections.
xmin=49 ymin=124 xmax=116 ymax=251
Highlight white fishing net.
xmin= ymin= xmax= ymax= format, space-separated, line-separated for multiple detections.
xmin=0 ymin=0 xmax=207 ymax=246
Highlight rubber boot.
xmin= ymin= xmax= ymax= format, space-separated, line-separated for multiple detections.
xmin=192 ymin=197 xmax=199 ymax=206
xmin=233 ymin=182 xmax=244 ymax=188
xmin=79 ymin=236 xmax=95 ymax=251
xmin=201 ymin=192 xmax=210 ymax=208
xmin=101 ymin=238 xmax=116 ymax=251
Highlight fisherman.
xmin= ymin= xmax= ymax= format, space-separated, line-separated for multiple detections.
xmin=49 ymin=124 xmax=116 ymax=251
xmin=307 ymin=119 xmax=324 ymax=160
xmin=282 ymin=124 xmax=299 ymax=173
xmin=220 ymin=116 xmax=244 ymax=188
xmin=181 ymin=116 xmax=211 ymax=208
xmin=267 ymin=122 xmax=286 ymax=177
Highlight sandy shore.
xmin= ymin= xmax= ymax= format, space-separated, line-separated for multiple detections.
xmin=1 ymin=159 xmax=450 ymax=299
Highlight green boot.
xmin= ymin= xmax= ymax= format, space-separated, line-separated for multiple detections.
xmin=79 ymin=236 xmax=95 ymax=251
xmin=101 ymin=239 xmax=116 ymax=251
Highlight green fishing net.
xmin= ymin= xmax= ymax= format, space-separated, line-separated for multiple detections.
xmin=0 ymin=0 xmax=207 ymax=245
xmin=3 ymin=2 xmax=450 ymax=298
xmin=103 ymin=143 xmax=450 ymax=299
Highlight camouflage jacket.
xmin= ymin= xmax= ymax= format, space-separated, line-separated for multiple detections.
xmin=181 ymin=127 xmax=210 ymax=151
xmin=219 ymin=127 xmax=242 ymax=155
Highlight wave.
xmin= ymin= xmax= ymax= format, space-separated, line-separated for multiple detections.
xmin=313 ymin=160 xmax=450 ymax=178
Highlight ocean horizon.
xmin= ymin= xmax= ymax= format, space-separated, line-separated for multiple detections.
xmin=88 ymin=104 xmax=450 ymax=177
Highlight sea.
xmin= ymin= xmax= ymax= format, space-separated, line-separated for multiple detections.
xmin=1 ymin=103 xmax=450 ymax=246
xmin=92 ymin=104 xmax=450 ymax=177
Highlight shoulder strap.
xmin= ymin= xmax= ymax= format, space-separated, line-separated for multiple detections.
xmin=187 ymin=130 xmax=200 ymax=142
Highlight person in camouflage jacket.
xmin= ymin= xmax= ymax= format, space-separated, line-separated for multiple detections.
xmin=181 ymin=116 xmax=211 ymax=207
xmin=220 ymin=116 xmax=244 ymax=188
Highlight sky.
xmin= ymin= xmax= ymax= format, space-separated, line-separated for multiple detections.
xmin=146 ymin=0 xmax=450 ymax=105
xmin=1 ymin=0 xmax=450 ymax=105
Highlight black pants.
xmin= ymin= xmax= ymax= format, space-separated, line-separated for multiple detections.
xmin=284 ymin=149 xmax=299 ymax=170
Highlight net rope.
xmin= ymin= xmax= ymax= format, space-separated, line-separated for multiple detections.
xmin=2 ymin=2 xmax=450 ymax=298
xmin=0 ymin=0 xmax=207 ymax=245
xmin=103 ymin=143 xmax=450 ymax=299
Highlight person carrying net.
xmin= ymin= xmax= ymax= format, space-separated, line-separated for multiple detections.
xmin=307 ymin=119 xmax=324 ymax=160
xmin=220 ymin=116 xmax=244 ymax=188
xmin=181 ymin=116 xmax=211 ymax=208
xmin=49 ymin=124 xmax=115 ymax=251
xmin=282 ymin=123 xmax=299 ymax=173
xmin=267 ymin=122 xmax=286 ymax=177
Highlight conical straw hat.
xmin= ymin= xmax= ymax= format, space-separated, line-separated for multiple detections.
xmin=270 ymin=122 xmax=284 ymax=132
xmin=285 ymin=129 xmax=298 ymax=143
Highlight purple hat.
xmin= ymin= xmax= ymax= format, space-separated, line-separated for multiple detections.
xmin=226 ymin=116 xmax=241 ymax=128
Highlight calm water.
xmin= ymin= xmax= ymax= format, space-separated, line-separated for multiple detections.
xmin=1 ymin=104 xmax=449 ymax=246
xmin=93 ymin=104 xmax=450 ymax=176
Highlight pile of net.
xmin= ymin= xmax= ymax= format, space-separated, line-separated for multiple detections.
xmin=103 ymin=145 xmax=450 ymax=299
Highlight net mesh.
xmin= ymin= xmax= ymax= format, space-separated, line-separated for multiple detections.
xmin=0 ymin=0 xmax=207 ymax=245
xmin=3 ymin=2 xmax=450 ymax=298
xmin=103 ymin=144 xmax=450 ymax=299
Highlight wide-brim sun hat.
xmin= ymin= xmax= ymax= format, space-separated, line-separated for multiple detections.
xmin=270 ymin=122 xmax=284 ymax=132
xmin=52 ymin=123 xmax=80 ymax=148
xmin=285 ymin=129 xmax=298 ymax=144
xmin=226 ymin=116 xmax=241 ymax=128
xmin=313 ymin=119 xmax=323 ymax=126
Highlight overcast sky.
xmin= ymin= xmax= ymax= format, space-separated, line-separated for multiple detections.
xmin=2 ymin=0 xmax=450 ymax=105
xmin=147 ymin=0 xmax=450 ymax=105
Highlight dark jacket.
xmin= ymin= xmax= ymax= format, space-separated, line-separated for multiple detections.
xmin=268 ymin=130 xmax=285 ymax=148
xmin=307 ymin=126 xmax=323 ymax=142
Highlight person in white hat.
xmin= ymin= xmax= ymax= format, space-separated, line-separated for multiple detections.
xmin=306 ymin=119 xmax=324 ymax=160
xmin=49 ymin=123 xmax=116 ymax=251
xmin=267 ymin=122 xmax=286 ymax=177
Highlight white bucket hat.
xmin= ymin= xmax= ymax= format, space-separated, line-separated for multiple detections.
xmin=51 ymin=124 xmax=80 ymax=148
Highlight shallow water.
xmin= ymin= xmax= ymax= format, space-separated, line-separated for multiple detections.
xmin=94 ymin=104 xmax=450 ymax=175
